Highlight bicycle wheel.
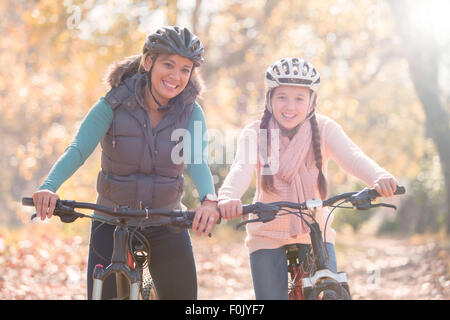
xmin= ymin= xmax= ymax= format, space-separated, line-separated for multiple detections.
xmin=306 ymin=279 xmax=351 ymax=300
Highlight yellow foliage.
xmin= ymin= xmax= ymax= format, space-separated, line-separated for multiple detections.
xmin=0 ymin=0 xmax=445 ymax=227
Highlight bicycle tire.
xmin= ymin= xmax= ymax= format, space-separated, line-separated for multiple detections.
xmin=306 ymin=279 xmax=351 ymax=300
xmin=140 ymin=270 xmax=158 ymax=300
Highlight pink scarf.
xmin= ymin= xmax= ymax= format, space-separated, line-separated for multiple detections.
xmin=258 ymin=117 xmax=319 ymax=237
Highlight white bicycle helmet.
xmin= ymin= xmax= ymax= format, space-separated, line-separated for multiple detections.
xmin=265 ymin=57 xmax=320 ymax=92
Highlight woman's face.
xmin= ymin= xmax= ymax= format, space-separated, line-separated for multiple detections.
xmin=146 ymin=54 xmax=194 ymax=105
xmin=271 ymin=85 xmax=313 ymax=130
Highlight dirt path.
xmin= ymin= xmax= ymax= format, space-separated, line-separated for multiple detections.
xmin=334 ymin=233 xmax=449 ymax=300
xmin=0 ymin=225 xmax=448 ymax=300
xmin=192 ymin=229 xmax=450 ymax=300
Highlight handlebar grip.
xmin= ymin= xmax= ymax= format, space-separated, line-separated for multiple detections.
xmin=395 ymin=186 xmax=406 ymax=195
xmin=22 ymin=197 xmax=35 ymax=207
xmin=185 ymin=211 xmax=222 ymax=225
xmin=368 ymin=185 xmax=406 ymax=197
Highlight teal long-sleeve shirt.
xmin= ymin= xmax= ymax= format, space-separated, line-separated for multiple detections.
xmin=39 ymin=97 xmax=215 ymax=202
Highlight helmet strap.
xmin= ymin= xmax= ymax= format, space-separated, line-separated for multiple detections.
xmin=294 ymin=90 xmax=316 ymax=126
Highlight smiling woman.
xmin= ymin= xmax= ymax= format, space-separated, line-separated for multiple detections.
xmin=143 ymin=54 xmax=194 ymax=107
xmin=31 ymin=26 xmax=221 ymax=300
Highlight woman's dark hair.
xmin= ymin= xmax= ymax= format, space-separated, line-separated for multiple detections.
xmin=259 ymin=89 xmax=328 ymax=199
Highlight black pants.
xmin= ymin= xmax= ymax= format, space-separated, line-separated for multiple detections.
xmin=86 ymin=221 xmax=197 ymax=299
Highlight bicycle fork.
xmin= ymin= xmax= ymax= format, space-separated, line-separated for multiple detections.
xmin=301 ymin=222 xmax=351 ymax=299
xmin=92 ymin=225 xmax=142 ymax=300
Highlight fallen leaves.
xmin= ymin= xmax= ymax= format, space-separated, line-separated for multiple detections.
xmin=0 ymin=224 xmax=448 ymax=300
xmin=0 ymin=225 xmax=88 ymax=300
xmin=336 ymin=235 xmax=450 ymax=300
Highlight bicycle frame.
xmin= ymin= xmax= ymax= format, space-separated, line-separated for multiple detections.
xmin=286 ymin=244 xmax=307 ymax=300
xmin=92 ymin=220 xmax=142 ymax=300
xmin=236 ymin=186 xmax=405 ymax=300
xmin=21 ymin=196 xmax=203 ymax=300
xmin=285 ymin=222 xmax=351 ymax=300
xmin=238 ymin=186 xmax=407 ymax=299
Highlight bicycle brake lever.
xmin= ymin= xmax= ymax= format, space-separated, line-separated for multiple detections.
xmin=29 ymin=205 xmax=81 ymax=223
xmin=371 ymin=203 xmax=397 ymax=210
xmin=236 ymin=203 xmax=278 ymax=229
xmin=235 ymin=218 xmax=262 ymax=230
xmin=350 ymin=188 xmax=374 ymax=210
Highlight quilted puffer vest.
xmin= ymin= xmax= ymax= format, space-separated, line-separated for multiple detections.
xmin=96 ymin=72 xmax=196 ymax=210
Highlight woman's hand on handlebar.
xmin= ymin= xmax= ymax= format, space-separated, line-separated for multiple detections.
xmin=32 ymin=189 xmax=59 ymax=221
xmin=373 ymin=175 xmax=399 ymax=198
xmin=192 ymin=200 xmax=220 ymax=237
xmin=217 ymin=198 xmax=243 ymax=220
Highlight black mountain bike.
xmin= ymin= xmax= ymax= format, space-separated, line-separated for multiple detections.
xmin=237 ymin=186 xmax=406 ymax=300
xmin=22 ymin=197 xmax=218 ymax=300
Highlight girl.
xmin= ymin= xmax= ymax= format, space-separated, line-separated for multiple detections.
xmin=32 ymin=26 xmax=220 ymax=299
xmin=218 ymin=57 xmax=398 ymax=299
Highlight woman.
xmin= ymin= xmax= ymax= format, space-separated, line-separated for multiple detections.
xmin=32 ymin=26 xmax=220 ymax=299
xmin=217 ymin=57 xmax=398 ymax=299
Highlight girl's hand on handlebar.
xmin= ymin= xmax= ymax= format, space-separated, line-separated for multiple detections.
xmin=32 ymin=189 xmax=59 ymax=221
xmin=373 ymin=175 xmax=399 ymax=198
xmin=192 ymin=200 xmax=220 ymax=237
xmin=217 ymin=198 xmax=243 ymax=220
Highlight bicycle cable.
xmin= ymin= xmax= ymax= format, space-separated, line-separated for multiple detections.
xmin=128 ymin=227 xmax=151 ymax=270
xmin=89 ymin=221 xmax=111 ymax=264
xmin=278 ymin=208 xmax=317 ymax=226
xmin=323 ymin=199 xmax=348 ymax=261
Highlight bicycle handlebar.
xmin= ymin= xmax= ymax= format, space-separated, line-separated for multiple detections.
xmin=21 ymin=197 xmax=221 ymax=234
xmin=238 ymin=186 xmax=406 ymax=228
xmin=22 ymin=197 xmax=196 ymax=219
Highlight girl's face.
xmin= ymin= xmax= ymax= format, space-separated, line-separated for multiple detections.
xmin=271 ymin=85 xmax=313 ymax=130
xmin=146 ymin=54 xmax=194 ymax=105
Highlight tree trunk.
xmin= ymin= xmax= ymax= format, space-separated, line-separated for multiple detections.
xmin=191 ymin=0 xmax=202 ymax=35
xmin=388 ymin=0 xmax=450 ymax=233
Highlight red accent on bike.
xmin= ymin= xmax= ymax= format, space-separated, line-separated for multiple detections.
xmin=127 ymin=251 xmax=135 ymax=270
xmin=95 ymin=264 xmax=104 ymax=268
xmin=289 ymin=265 xmax=307 ymax=300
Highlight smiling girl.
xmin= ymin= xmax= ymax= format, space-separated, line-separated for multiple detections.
xmin=218 ymin=57 xmax=399 ymax=300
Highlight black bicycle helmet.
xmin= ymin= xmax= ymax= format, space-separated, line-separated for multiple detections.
xmin=143 ymin=26 xmax=204 ymax=66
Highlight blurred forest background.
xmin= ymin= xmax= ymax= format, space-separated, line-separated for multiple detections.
xmin=2 ymin=0 xmax=449 ymax=234
xmin=0 ymin=0 xmax=449 ymax=299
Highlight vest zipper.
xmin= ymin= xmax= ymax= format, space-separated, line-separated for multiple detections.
xmin=112 ymin=119 xmax=116 ymax=149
